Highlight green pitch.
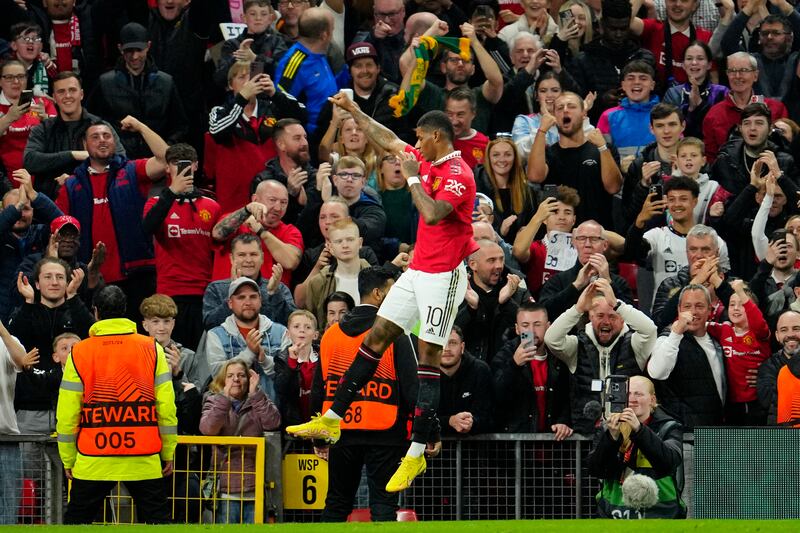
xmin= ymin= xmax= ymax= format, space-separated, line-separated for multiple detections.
xmin=14 ymin=521 xmax=800 ymax=532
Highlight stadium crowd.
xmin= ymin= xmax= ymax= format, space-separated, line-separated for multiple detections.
xmin=2 ymin=0 xmax=800 ymax=522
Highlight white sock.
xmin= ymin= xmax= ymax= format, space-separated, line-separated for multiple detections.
xmin=323 ymin=409 xmax=342 ymax=421
xmin=407 ymin=442 xmax=425 ymax=457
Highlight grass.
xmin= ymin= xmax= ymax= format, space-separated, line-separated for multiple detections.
xmin=14 ymin=521 xmax=799 ymax=532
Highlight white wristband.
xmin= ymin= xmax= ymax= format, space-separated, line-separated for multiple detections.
xmin=597 ymin=145 xmax=608 ymax=152
xmin=407 ymin=176 xmax=421 ymax=186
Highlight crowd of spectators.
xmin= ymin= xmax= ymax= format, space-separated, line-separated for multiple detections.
xmin=4 ymin=0 xmax=800 ymax=522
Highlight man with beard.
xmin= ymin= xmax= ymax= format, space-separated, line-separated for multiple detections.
xmin=400 ymin=21 xmax=503 ymax=135
xmin=749 ymin=229 xmax=799 ymax=330
xmin=758 ymin=310 xmax=800 ymax=424
xmin=629 ymin=0 xmax=712 ymax=87
xmin=538 ymin=220 xmax=633 ymax=320
xmin=205 ymin=277 xmax=288 ymax=401
xmin=438 ymin=326 xmax=494 ymax=435
xmin=203 ymin=234 xmax=296 ymax=330
xmin=527 ymin=92 xmax=622 ymax=230
xmin=445 ymin=88 xmax=489 ymax=168
xmin=252 ymin=118 xmax=316 ymax=224
xmin=544 ymin=277 xmax=656 ymax=434
xmin=703 ymin=53 xmax=787 ymax=162
xmin=569 ymin=0 xmax=655 ymax=123
xmin=455 ymin=239 xmax=527 ymax=365
xmin=722 ymin=10 xmax=800 ymax=102
xmin=87 ymin=23 xmax=187 ymax=160
xmin=17 ymin=215 xmax=105 ymax=309
xmin=9 ymin=257 xmax=93 ymax=437
xmin=24 ymin=72 xmax=125 ymax=200
xmin=649 ymin=283 xmax=726 ymax=428
xmin=313 ymin=42 xmax=403 ymax=149
xmin=212 ymin=179 xmax=304 ymax=287
xmin=0 ymin=169 xmax=62 ymax=321
xmin=55 ymin=117 xmax=168 ymax=325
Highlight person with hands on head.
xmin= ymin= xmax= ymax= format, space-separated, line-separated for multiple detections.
xmin=587 ymin=375 xmax=687 ymax=519
xmin=512 ymin=185 xmax=580 ymax=298
xmin=288 ymin=93 xmax=476 ymax=493
xmin=649 ymin=283 xmax=726 ymax=428
xmin=538 ymin=220 xmax=633 ymax=320
xmin=527 ymin=92 xmax=623 ymax=230
xmin=491 ymin=301 xmax=572 ymax=437
xmin=56 ymin=285 xmax=177 ymax=524
xmin=705 ymin=279 xmax=771 ymax=425
xmin=142 ymin=143 xmax=222 ymax=350
xmin=544 ymin=278 xmax=656 ymax=434
xmin=199 ymin=358 xmax=281 ymax=524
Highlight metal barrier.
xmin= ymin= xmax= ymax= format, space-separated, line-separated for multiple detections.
xmin=0 ymin=434 xmax=63 ymax=525
xmin=278 ymin=434 xmax=604 ymax=522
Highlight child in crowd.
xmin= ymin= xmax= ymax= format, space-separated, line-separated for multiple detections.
xmin=706 ymin=280 xmax=771 ymax=426
xmin=274 ymin=310 xmax=320 ymax=426
xmin=672 ymin=137 xmax=730 ymax=224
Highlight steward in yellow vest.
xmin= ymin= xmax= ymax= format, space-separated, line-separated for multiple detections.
xmin=56 ymin=286 xmax=178 ymax=524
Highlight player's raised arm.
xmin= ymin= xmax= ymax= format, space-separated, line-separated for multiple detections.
xmin=329 ymin=92 xmax=408 ymax=155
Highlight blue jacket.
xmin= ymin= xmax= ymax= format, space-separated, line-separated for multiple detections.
xmin=600 ymin=96 xmax=659 ymax=156
xmin=204 ymin=314 xmax=289 ymax=401
xmin=0 ymin=193 xmax=62 ymax=321
xmin=65 ymin=155 xmax=155 ymax=276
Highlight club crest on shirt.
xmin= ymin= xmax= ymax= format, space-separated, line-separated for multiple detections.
xmin=432 ymin=176 xmax=442 ymax=191
xmin=743 ymin=335 xmax=753 ymax=346
xmin=444 ymin=179 xmax=466 ymax=197
xmin=199 ymin=209 xmax=212 ymax=223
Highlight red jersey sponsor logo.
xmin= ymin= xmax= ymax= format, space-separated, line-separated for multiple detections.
xmin=444 ymin=179 xmax=466 ymax=197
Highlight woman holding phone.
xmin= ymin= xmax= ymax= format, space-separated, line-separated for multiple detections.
xmin=0 ymin=59 xmax=56 ymax=187
xmin=550 ymin=1 xmax=594 ymax=66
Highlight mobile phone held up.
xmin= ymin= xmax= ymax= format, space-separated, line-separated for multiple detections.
xmin=559 ymin=9 xmax=574 ymax=26
xmin=649 ymin=183 xmax=663 ymax=198
xmin=250 ymin=61 xmax=264 ymax=79
xmin=18 ymin=90 xmax=33 ymax=108
xmin=176 ymin=159 xmax=193 ymax=177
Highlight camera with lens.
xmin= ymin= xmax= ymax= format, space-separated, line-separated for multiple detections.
xmin=604 ymin=375 xmax=629 ymax=418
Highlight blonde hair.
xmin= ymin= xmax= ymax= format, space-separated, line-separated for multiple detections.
xmin=140 ymin=294 xmax=178 ymax=319
xmin=558 ymin=0 xmax=593 ymax=55
xmin=288 ymin=309 xmax=318 ymax=329
xmin=208 ymin=358 xmax=250 ymax=395
xmin=227 ymin=61 xmax=250 ymax=86
xmin=52 ymin=332 xmax=81 ymax=352
xmin=335 ymin=118 xmax=380 ymax=179
xmin=329 ymin=217 xmax=359 ymax=235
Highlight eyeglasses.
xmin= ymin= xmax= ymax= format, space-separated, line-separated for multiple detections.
xmin=278 ymin=0 xmax=309 ymax=7
xmin=760 ymin=30 xmax=789 ymax=37
xmin=336 ymin=172 xmax=364 ymax=181
xmin=727 ymin=68 xmax=757 ymax=75
xmin=446 ymin=57 xmax=471 ymax=65
xmin=375 ymin=7 xmax=404 ymax=18
xmin=573 ymin=235 xmax=605 ymax=244
xmin=17 ymin=36 xmax=42 ymax=44
xmin=1 ymin=74 xmax=26 ymax=82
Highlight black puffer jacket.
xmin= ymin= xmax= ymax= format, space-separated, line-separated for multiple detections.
xmin=438 ymin=351 xmax=494 ymax=435
xmin=491 ymin=338 xmax=571 ymax=432
xmin=86 ymin=57 xmax=188 ymax=159
xmin=711 ymin=138 xmax=795 ymax=197
xmin=214 ymin=30 xmax=289 ymax=88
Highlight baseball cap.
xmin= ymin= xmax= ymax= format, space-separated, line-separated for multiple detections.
xmin=228 ymin=277 xmax=260 ymax=298
xmin=119 ymin=23 xmax=149 ymax=51
xmin=346 ymin=42 xmax=378 ymax=65
xmin=50 ymin=215 xmax=81 ymax=234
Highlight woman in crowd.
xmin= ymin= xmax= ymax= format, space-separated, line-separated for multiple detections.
xmin=550 ymin=0 xmax=594 ymax=66
xmin=199 ymin=358 xmax=281 ymax=524
xmin=318 ymin=107 xmax=381 ymax=190
xmin=663 ymin=41 xmax=727 ymax=139
xmin=475 ymin=136 xmax=537 ymax=244
xmin=587 ymin=376 xmax=686 ymax=519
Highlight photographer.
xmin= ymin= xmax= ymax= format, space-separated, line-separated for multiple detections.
xmin=544 ymin=278 xmax=656 ymax=434
xmin=587 ymin=376 xmax=686 ymax=519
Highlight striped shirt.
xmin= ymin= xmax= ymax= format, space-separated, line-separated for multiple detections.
xmin=274 ymin=42 xmax=337 ymax=134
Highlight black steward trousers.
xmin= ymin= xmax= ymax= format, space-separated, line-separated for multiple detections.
xmin=64 ymin=477 xmax=171 ymax=524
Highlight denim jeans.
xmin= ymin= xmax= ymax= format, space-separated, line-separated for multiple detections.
xmin=215 ymin=498 xmax=254 ymax=524
xmin=0 ymin=443 xmax=21 ymax=524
